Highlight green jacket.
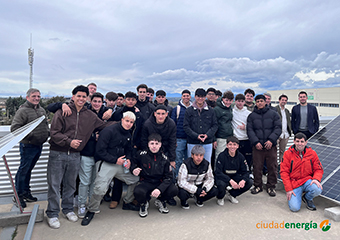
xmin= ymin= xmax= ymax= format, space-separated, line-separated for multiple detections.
xmin=11 ymin=101 xmax=49 ymax=146
xmin=214 ymin=98 xmax=233 ymax=139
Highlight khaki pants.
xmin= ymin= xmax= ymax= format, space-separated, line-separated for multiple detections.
xmin=277 ymin=137 xmax=289 ymax=162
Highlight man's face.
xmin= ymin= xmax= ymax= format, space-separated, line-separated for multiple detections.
xmin=72 ymin=91 xmax=88 ymax=108
xmin=294 ymin=138 xmax=307 ymax=152
xmin=106 ymin=99 xmax=117 ymax=108
xmin=147 ymin=92 xmax=154 ymax=102
xmin=195 ymin=95 xmax=205 ymax=106
xmin=265 ymin=95 xmax=271 ymax=105
xmin=156 ymin=95 xmax=166 ymax=104
xmin=154 ymin=109 xmax=168 ymax=124
xmin=279 ymin=97 xmax=288 ymax=108
xmin=182 ymin=93 xmax=191 ymax=105
xmin=148 ymin=140 xmax=162 ymax=153
xmin=138 ymin=88 xmax=147 ymax=101
xmin=299 ymin=93 xmax=307 ymax=105
xmin=235 ymin=99 xmax=245 ymax=110
xmin=222 ymin=98 xmax=233 ymax=107
xmin=125 ymin=97 xmax=137 ymax=108
xmin=256 ymin=99 xmax=266 ymax=109
xmin=117 ymin=97 xmax=124 ymax=106
xmin=206 ymin=91 xmax=216 ymax=101
xmin=191 ymin=153 xmax=204 ymax=165
xmin=121 ymin=116 xmax=135 ymax=130
xmin=226 ymin=141 xmax=239 ymax=155
xmin=26 ymin=91 xmax=41 ymax=105
xmin=245 ymin=93 xmax=254 ymax=104
xmin=88 ymin=85 xmax=97 ymax=96
xmin=91 ymin=97 xmax=103 ymax=112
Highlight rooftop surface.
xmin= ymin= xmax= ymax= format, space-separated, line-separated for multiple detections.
xmin=1 ymin=182 xmax=339 ymax=240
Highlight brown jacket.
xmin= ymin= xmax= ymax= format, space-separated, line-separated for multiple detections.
xmin=49 ymin=101 xmax=109 ymax=153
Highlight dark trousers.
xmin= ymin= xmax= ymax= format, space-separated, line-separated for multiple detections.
xmin=239 ymin=140 xmax=252 ymax=172
xmin=298 ymin=130 xmax=313 ymax=140
xmin=252 ymin=146 xmax=277 ymax=189
xmin=15 ymin=143 xmax=42 ymax=197
xmin=216 ymin=179 xmax=253 ymax=199
xmin=178 ymin=186 xmax=218 ymax=203
xmin=134 ymin=181 xmax=178 ymax=204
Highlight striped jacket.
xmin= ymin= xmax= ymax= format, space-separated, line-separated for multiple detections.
xmin=177 ymin=157 xmax=214 ymax=194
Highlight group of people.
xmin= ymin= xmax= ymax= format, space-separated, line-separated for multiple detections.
xmin=10 ymin=83 xmax=324 ymax=229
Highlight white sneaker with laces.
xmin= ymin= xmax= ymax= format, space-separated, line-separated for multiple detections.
xmin=47 ymin=217 xmax=60 ymax=229
xmin=217 ymin=198 xmax=225 ymax=206
xmin=78 ymin=205 xmax=86 ymax=219
xmin=65 ymin=212 xmax=78 ymax=222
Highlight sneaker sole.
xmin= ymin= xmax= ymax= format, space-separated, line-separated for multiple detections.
xmin=181 ymin=206 xmax=190 ymax=210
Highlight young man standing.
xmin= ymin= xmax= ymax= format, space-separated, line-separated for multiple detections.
xmin=280 ymin=133 xmax=323 ymax=212
xmin=244 ymin=88 xmax=255 ymax=112
xmin=153 ymin=90 xmax=173 ymax=113
xmin=105 ymin=91 xmax=118 ymax=109
xmin=46 ymin=85 xmax=108 ymax=229
xmin=232 ymin=94 xmax=252 ymax=174
xmin=183 ymin=88 xmax=218 ymax=162
xmin=116 ymin=93 xmax=125 ymax=109
xmin=247 ymin=95 xmax=281 ymax=197
xmin=147 ymin=88 xmax=154 ymax=103
xmin=170 ymin=89 xmax=192 ymax=177
xmin=213 ymin=91 xmax=234 ymax=163
xmin=275 ymin=94 xmax=292 ymax=161
xmin=135 ymin=84 xmax=155 ymax=121
xmin=11 ymin=88 xmax=49 ymax=208
xmin=215 ymin=136 xmax=253 ymax=205
xmin=132 ymin=133 xmax=178 ymax=217
xmin=177 ymin=145 xmax=217 ymax=209
xmin=205 ymin=87 xmax=217 ymax=108
xmin=291 ymin=91 xmax=319 ymax=139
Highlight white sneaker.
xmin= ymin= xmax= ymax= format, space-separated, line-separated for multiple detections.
xmin=155 ymin=199 xmax=169 ymax=214
xmin=227 ymin=194 xmax=239 ymax=204
xmin=78 ymin=205 xmax=86 ymax=219
xmin=217 ymin=198 xmax=224 ymax=206
xmin=47 ymin=217 xmax=60 ymax=229
xmin=65 ymin=212 xmax=78 ymax=222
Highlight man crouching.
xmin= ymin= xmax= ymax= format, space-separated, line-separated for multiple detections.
xmin=177 ymin=145 xmax=217 ymax=209
xmin=81 ymin=111 xmax=139 ymax=226
xmin=132 ymin=133 xmax=178 ymax=217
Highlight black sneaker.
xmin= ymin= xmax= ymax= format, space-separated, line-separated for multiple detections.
xmin=22 ymin=193 xmax=38 ymax=202
xmin=181 ymin=201 xmax=190 ymax=210
xmin=195 ymin=200 xmax=204 ymax=207
xmin=302 ymin=194 xmax=316 ymax=211
xmin=122 ymin=202 xmax=140 ymax=211
xmin=81 ymin=211 xmax=95 ymax=226
xmin=12 ymin=196 xmax=26 ymax=208
xmin=167 ymin=197 xmax=177 ymax=206
xmin=103 ymin=193 xmax=112 ymax=202
xmin=139 ymin=202 xmax=149 ymax=218
xmin=267 ymin=188 xmax=276 ymax=197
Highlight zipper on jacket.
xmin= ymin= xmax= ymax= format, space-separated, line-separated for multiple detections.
xmin=290 ymin=160 xmax=294 ymax=173
xmin=68 ymin=111 xmax=80 ymax=155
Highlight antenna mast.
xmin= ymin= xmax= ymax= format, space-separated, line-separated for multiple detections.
xmin=28 ymin=34 xmax=34 ymax=89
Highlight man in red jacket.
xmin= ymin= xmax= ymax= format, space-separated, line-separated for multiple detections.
xmin=280 ymin=133 xmax=323 ymax=212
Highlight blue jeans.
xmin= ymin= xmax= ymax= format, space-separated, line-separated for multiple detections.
xmin=15 ymin=143 xmax=42 ymax=197
xmin=288 ymin=179 xmax=322 ymax=212
xmin=175 ymin=139 xmax=187 ymax=178
xmin=46 ymin=150 xmax=81 ymax=218
xmin=187 ymin=143 xmax=213 ymax=163
xmin=78 ymin=156 xmax=97 ymax=206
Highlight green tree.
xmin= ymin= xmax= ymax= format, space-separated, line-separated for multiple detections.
xmin=5 ymin=96 xmax=26 ymax=117
xmin=44 ymin=96 xmax=67 ymax=120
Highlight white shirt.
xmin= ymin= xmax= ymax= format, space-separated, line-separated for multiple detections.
xmin=232 ymin=107 xmax=251 ymax=140
xmin=280 ymin=107 xmax=289 ymax=139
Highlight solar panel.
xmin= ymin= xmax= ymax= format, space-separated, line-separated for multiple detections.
xmin=307 ymin=115 xmax=340 ymax=203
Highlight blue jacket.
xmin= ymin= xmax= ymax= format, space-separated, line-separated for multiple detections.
xmin=170 ymin=100 xmax=191 ymax=139
xmin=291 ymin=104 xmax=319 ymax=135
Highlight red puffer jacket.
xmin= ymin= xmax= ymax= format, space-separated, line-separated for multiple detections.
xmin=280 ymin=145 xmax=323 ymax=192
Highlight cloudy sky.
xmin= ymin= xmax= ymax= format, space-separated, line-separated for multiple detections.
xmin=1 ymin=0 xmax=340 ymax=97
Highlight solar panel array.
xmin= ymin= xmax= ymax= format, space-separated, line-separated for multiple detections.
xmin=308 ymin=115 xmax=340 ymax=203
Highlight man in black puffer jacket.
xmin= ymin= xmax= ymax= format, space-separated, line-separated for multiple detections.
xmin=132 ymin=133 xmax=178 ymax=217
xmin=247 ymin=94 xmax=281 ymax=197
